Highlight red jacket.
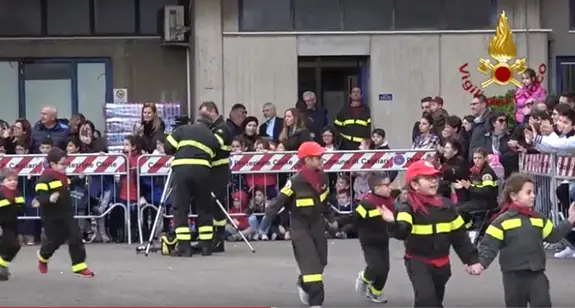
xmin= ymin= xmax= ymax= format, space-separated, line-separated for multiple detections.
xmin=120 ymin=152 xmax=139 ymax=202
xmin=246 ymin=173 xmax=276 ymax=188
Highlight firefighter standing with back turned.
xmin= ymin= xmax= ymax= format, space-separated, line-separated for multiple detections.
xmin=195 ymin=101 xmax=232 ymax=253
xmin=258 ymin=141 xmax=335 ymax=308
xmin=164 ymin=115 xmax=220 ymax=257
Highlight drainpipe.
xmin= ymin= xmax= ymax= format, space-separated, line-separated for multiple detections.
xmin=524 ymin=0 xmax=530 ymax=61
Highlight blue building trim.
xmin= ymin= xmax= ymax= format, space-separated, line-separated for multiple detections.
xmin=0 ymin=57 xmax=112 ymax=118
xmin=555 ymin=56 xmax=575 ymax=94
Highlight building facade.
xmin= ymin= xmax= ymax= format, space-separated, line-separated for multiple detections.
xmin=1 ymin=0 xmax=574 ymax=148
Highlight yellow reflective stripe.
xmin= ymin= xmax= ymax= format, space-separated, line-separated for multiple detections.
xmin=198 ymin=233 xmax=213 ymax=240
xmin=177 ymin=140 xmax=215 ymax=158
xmin=485 ymin=225 xmax=504 ymax=240
xmin=198 ymin=226 xmax=213 ymax=233
xmin=367 ymin=118 xmax=371 ymax=124
xmin=464 ymin=220 xmax=473 ymax=229
xmin=214 ymin=134 xmax=225 ymax=146
xmin=37 ymin=251 xmax=49 ymax=263
xmin=396 ymin=211 xmax=413 ymax=224
xmin=296 ymin=198 xmax=314 ymax=207
xmin=167 ymin=134 xmax=178 ymax=148
xmin=72 ymin=262 xmax=87 ymax=272
xmin=302 ymin=274 xmax=322 ymax=283
xmin=412 ymin=224 xmax=433 ymax=235
xmin=368 ymin=209 xmax=381 ymax=217
xmin=35 ymin=183 xmax=49 ymax=192
xmin=355 ymin=119 xmax=369 ymax=126
xmin=161 ymin=235 xmax=178 ymax=245
xmin=213 ymin=219 xmax=227 ymax=226
xmin=338 ymin=119 xmax=370 ymax=126
xmin=501 ymin=218 xmax=522 ymax=230
xmin=320 ymin=188 xmax=329 ymax=202
xmin=49 ymin=181 xmax=63 ymax=189
xmin=369 ymin=285 xmax=382 ymax=295
xmin=212 ymin=158 xmax=229 ymax=167
xmin=542 ymin=219 xmax=554 ymax=239
xmin=355 ymin=205 xmax=367 ymax=218
xmin=451 ymin=215 xmax=465 ymax=230
xmin=15 ymin=196 xmax=24 ymax=204
xmin=530 ymin=218 xmax=544 ymax=228
xmin=175 ymin=227 xmax=189 ymax=234
xmin=472 ymin=180 xmax=496 ymax=188
xmin=436 ymin=222 xmax=452 ymax=233
xmin=339 ymin=133 xmax=363 ymax=143
xmin=280 ymin=185 xmax=294 ymax=197
xmin=0 ymin=199 xmax=10 ymax=207
xmin=176 ymin=234 xmax=192 ymax=240
xmin=334 ymin=119 xmax=343 ymax=126
xmin=171 ymin=158 xmax=211 ymax=167
xmin=0 ymin=256 xmax=9 ymax=267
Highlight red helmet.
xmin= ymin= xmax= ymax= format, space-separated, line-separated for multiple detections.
xmin=297 ymin=141 xmax=325 ymax=159
xmin=405 ymin=160 xmax=440 ymax=183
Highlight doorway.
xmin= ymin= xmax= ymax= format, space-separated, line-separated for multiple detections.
xmin=297 ymin=56 xmax=369 ymax=122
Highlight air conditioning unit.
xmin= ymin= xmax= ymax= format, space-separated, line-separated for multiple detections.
xmin=163 ymin=5 xmax=188 ymax=43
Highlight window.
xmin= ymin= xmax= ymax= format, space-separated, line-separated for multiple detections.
xmin=342 ymin=0 xmax=393 ymax=31
xmin=94 ymin=0 xmax=136 ymax=34
xmin=394 ymin=0 xmax=443 ymax=30
xmin=46 ymin=0 xmax=91 ymax=35
xmin=570 ymin=0 xmax=575 ymax=29
xmin=294 ymin=0 xmax=341 ymax=31
xmin=558 ymin=60 xmax=575 ymax=94
xmin=139 ymin=0 xmax=178 ymax=35
xmin=0 ymin=0 xmax=42 ymax=36
xmin=239 ymin=0 xmax=292 ymax=31
xmin=443 ymin=0 xmax=495 ymax=30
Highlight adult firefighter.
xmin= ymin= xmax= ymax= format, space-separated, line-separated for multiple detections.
xmin=196 ymin=101 xmax=233 ymax=253
xmin=164 ymin=114 xmax=220 ymax=257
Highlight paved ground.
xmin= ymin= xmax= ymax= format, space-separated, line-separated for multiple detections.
xmin=1 ymin=240 xmax=574 ymax=307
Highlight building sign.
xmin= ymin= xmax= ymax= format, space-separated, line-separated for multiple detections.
xmin=458 ymin=11 xmax=546 ymax=105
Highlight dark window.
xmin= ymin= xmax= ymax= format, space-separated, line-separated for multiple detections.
xmin=94 ymin=0 xmax=136 ymax=34
xmin=140 ymin=0 xmax=178 ymax=35
xmin=23 ymin=62 xmax=73 ymax=80
xmin=570 ymin=0 xmax=575 ymax=29
xmin=392 ymin=0 xmax=444 ymax=30
xmin=342 ymin=0 xmax=393 ymax=31
xmin=239 ymin=0 xmax=292 ymax=31
xmin=443 ymin=0 xmax=495 ymax=30
xmin=0 ymin=0 xmax=42 ymax=36
xmin=294 ymin=0 xmax=341 ymax=31
xmin=46 ymin=0 xmax=91 ymax=35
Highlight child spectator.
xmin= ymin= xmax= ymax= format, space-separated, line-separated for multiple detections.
xmin=14 ymin=140 xmax=36 ymax=245
xmin=371 ymin=128 xmax=389 ymax=150
xmin=39 ymin=137 xmax=53 ymax=154
xmin=153 ymin=135 xmax=166 ymax=155
xmin=226 ymin=190 xmax=250 ymax=241
xmin=118 ymin=135 xmax=141 ymax=241
xmin=353 ymin=139 xmax=375 ymax=201
xmin=321 ymin=127 xmax=338 ymax=151
xmin=229 ymin=137 xmax=248 ymax=194
xmin=268 ymin=140 xmax=277 ymax=151
xmin=247 ymin=186 xmax=268 ymax=240
xmin=514 ymin=68 xmax=547 ymax=123
xmin=14 ymin=140 xmax=29 ymax=155
xmin=66 ymin=138 xmax=92 ymax=242
xmin=246 ymin=138 xmax=278 ymax=198
xmin=328 ymin=190 xmax=356 ymax=239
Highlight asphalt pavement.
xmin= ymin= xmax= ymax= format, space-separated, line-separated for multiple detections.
xmin=1 ymin=240 xmax=574 ymax=307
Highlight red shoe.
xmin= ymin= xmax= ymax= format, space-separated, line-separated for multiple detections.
xmin=74 ymin=268 xmax=95 ymax=278
xmin=38 ymin=261 xmax=48 ymax=274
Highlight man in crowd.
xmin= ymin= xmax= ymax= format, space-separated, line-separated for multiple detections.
xmin=559 ymin=92 xmax=575 ymax=108
xmin=429 ymin=96 xmax=449 ymax=137
xmin=468 ymin=94 xmax=493 ymax=161
xmin=31 ymin=106 xmax=70 ymax=153
xmin=334 ymin=87 xmax=371 ymax=150
xmin=301 ymin=91 xmax=328 ymax=143
xmin=226 ymin=104 xmax=247 ymax=138
xmin=259 ymin=102 xmax=283 ymax=142
xmin=412 ymin=97 xmax=432 ymax=143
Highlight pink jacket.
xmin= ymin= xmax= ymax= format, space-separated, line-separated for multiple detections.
xmin=514 ymin=83 xmax=547 ymax=123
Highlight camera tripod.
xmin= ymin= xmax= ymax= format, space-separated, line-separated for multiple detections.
xmin=135 ymin=168 xmax=256 ymax=256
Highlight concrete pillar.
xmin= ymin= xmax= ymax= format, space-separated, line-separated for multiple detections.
xmin=191 ymin=0 xmax=224 ymax=113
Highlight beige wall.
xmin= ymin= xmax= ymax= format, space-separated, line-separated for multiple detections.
xmin=192 ymin=0 xmax=550 ymax=148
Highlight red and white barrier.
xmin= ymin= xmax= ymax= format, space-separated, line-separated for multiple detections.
xmin=0 ymin=154 xmax=127 ymax=176
xmin=520 ymin=153 xmax=575 ymax=178
xmin=137 ymin=150 xmax=435 ymax=176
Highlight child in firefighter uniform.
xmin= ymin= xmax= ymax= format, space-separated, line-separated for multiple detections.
xmin=393 ymin=161 xmax=479 ymax=308
xmin=259 ymin=141 xmax=334 ymax=308
xmin=0 ymin=168 xmax=25 ymax=280
xmin=473 ymin=173 xmax=575 ymax=307
xmin=336 ymin=173 xmax=396 ymax=303
xmin=34 ymin=148 xmax=94 ymax=277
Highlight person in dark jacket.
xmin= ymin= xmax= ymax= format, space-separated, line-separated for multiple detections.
xmin=258 ymin=102 xmax=283 ymax=142
xmin=78 ymin=120 xmax=107 ymax=153
xmin=278 ymin=108 xmax=312 ymax=151
xmin=438 ymin=139 xmax=469 ymax=202
xmin=474 ymin=173 xmax=575 ymax=307
xmin=468 ymin=95 xmax=493 ymax=161
xmin=137 ymin=103 xmax=166 ymax=154
xmin=30 ymin=106 xmax=70 ymax=153
xmin=0 ymin=168 xmax=25 ymax=280
xmin=430 ymin=96 xmax=449 ymax=137
xmin=226 ymin=104 xmax=247 ymax=138
xmin=301 ymin=91 xmax=329 ymax=143
xmin=240 ymin=116 xmax=259 ymax=151
xmin=441 ymin=115 xmax=469 ymax=161
xmin=393 ymin=161 xmax=479 ymax=308
xmin=412 ymin=97 xmax=432 ymax=143
xmin=334 ymin=87 xmax=371 ymax=150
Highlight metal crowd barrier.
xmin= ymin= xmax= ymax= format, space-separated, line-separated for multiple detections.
xmin=135 ymin=149 xmax=435 ymax=244
xmin=0 ymin=153 xmax=132 ymax=244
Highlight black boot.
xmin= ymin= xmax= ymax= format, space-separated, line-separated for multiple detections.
xmin=200 ymin=240 xmax=213 ymax=256
xmin=0 ymin=266 xmax=9 ymax=281
xmin=169 ymin=241 xmax=193 ymax=257
xmin=213 ymin=228 xmax=226 ymax=253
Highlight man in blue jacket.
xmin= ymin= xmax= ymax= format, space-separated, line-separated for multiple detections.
xmin=30 ymin=106 xmax=70 ymax=153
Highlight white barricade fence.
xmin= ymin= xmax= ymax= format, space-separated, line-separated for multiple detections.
xmin=0 ymin=153 xmax=132 ymax=244
xmin=136 ymin=149 xmax=435 ymax=243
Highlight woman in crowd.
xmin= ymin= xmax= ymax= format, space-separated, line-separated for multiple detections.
xmin=240 ymin=116 xmax=259 ymax=151
xmin=278 ymin=108 xmax=312 ymax=151
xmin=412 ymin=114 xmax=440 ymax=150
xmin=3 ymin=118 xmax=32 ymax=154
xmin=136 ymin=103 xmax=166 ymax=154
xmin=462 ymin=115 xmax=475 ymax=133
xmin=321 ymin=126 xmax=339 ymax=151
xmin=78 ymin=120 xmax=107 ymax=153
xmin=438 ymin=139 xmax=469 ymax=202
